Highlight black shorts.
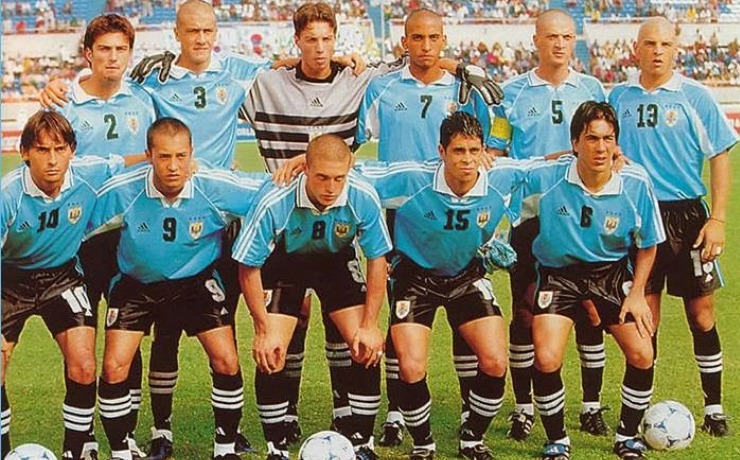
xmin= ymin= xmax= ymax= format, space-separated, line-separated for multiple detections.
xmin=105 ymin=267 xmax=231 ymax=336
xmin=261 ymin=245 xmax=366 ymax=317
xmin=509 ymin=217 xmax=539 ymax=306
xmin=388 ymin=257 xmax=502 ymax=329
xmin=218 ymin=219 xmax=242 ymax=318
xmin=79 ymin=230 xmax=121 ymax=311
xmin=647 ymin=199 xmax=723 ymax=298
xmin=534 ymin=257 xmax=634 ymax=328
xmin=2 ymin=259 xmax=96 ymax=344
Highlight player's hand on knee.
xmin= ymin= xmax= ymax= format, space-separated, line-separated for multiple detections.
xmin=620 ymin=293 xmax=654 ymax=339
xmin=352 ymin=326 xmax=384 ymax=368
xmin=252 ymin=333 xmax=284 ymax=374
xmin=694 ymin=217 xmax=725 ymax=262
xmin=39 ymin=79 xmax=69 ymax=108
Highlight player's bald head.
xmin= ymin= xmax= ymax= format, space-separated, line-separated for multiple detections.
xmin=176 ymin=0 xmax=216 ymax=27
xmin=637 ymin=16 xmax=675 ymax=43
xmin=305 ymin=134 xmax=352 ymax=167
xmin=535 ymin=9 xmax=574 ymax=35
xmin=404 ymin=9 xmax=443 ymax=35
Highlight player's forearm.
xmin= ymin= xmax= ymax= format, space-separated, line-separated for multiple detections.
xmin=238 ymin=263 xmax=269 ymax=334
xmin=123 ymin=153 xmax=147 ymax=167
xmin=708 ymin=151 xmax=731 ymax=222
xmin=362 ymin=256 xmax=387 ymax=328
xmin=632 ymin=246 xmax=657 ymax=294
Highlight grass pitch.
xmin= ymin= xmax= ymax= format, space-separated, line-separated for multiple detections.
xmin=2 ymin=143 xmax=740 ymax=459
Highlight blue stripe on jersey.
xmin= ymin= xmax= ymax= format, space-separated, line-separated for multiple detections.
xmin=609 ymin=72 xmax=738 ymax=201
xmin=88 ymin=166 xmax=265 ymax=283
xmin=356 ymin=67 xmax=493 ymax=162
xmin=2 ymin=157 xmax=123 ymax=269
xmin=490 ymin=70 xmax=606 ymax=159
xmin=232 ymin=171 xmax=391 ymax=268
xmin=524 ymin=156 xmax=665 ymax=268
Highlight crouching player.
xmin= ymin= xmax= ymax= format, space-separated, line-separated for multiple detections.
xmin=525 ymin=102 xmax=665 ymax=460
xmin=86 ymin=118 xmax=265 ymax=460
xmin=233 ymin=134 xmax=389 ymax=460
xmin=356 ymin=112 xmax=526 ymax=460
xmin=1 ymin=111 xmax=137 ymax=459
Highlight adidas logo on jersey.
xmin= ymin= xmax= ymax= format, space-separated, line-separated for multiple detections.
xmin=622 ymin=109 xmax=632 ymax=118
xmin=527 ymin=107 xmax=540 ymax=117
xmin=79 ymin=120 xmax=93 ymax=132
xmin=394 ymin=102 xmax=408 ymax=111
xmin=137 ymin=222 xmax=150 ymax=233
xmin=17 ymin=221 xmax=32 ymax=231
xmin=556 ymin=206 xmax=569 ymax=216
xmin=170 ymin=93 xmax=182 ymax=102
xmin=423 ymin=210 xmax=437 ymax=220
xmin=290 ymin=227 xmax=302 ymax=236
xmin=310 ymin=97 xmax=324 ymax=108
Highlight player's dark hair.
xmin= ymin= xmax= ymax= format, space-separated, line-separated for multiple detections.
xmin=20 ymin=111 xmax=77 ymax=157
xmin=439 ymin=112 xmax=484 ymax=148
xmin=570 ymin=101 xmax=619 ymax=142
xmin=294 ymin=2 xmax=337 ymax=37
xmin=84 ymin=14 xmax=135 ymax=51
xmin=147 ymin=117 xmax=192 ymax=151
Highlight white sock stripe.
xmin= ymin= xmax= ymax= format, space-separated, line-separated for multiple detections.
xmin=285 ymin=352 xmax=305 ymax=361
xmin=0 ymin=424 xmax=9 ymax=435
xmin=98 ymin=400 xmax=131 ymax=413
xmin=148 ymin=378 xmax=178 ymax=387
xmin=99 ymin=408 xmax=131 ymax=419
xmin=99 ymin=394 xmax=131 ymax=405
xmin=349 ymin=399 xmax=381 ymax=410
xmin=64 ymin=420 xmax=92 ymax=432
xmin=257 ymin=407 xmax=288 ymax=418
xmin=509 ymin=359 xmax=535 ymax=369
xmin=63 ymin=411 xmax=94 ymax=424
xmin=469 ymin=391 xmax=504 ymax=407
xmin=352 ymin=407 xmax=380 ymax=416
xmin=509 ymin=343 xmax=534 ymax=352
xmin=621 ymin=399 xmax=651 ymax=411
xmin=62 ymin=404 xmax=95 ymax=416
xmin=386 ymin=373 xmax=400 ymax=380
xmin=129 ymin=389 xmax=142 ymax=396
xmin=695 ymin=352 xmax=723 ymax=362
xmin=469 ymin=393 xmax=503 ymax=418
xmin=577 ymin=343 xmax=606 ymax=352
xmin=578 ymin=351 xmax=607 ymax=360
xmin=400 ymin=400 xmax=432 ymax=418
xmin=535 ymin=387 xmax=565 ymax=405
xmin=456 ymin=370 xmax=478 ymax=378
xmin=348 ymin=393 xmax=382 ymax=403
xmin=402 ymin=406 xmax=431 ymax=427
xmin=149 ymin=371 xmax=178 ymax=379
xmin=257 ymin=401 xmax=289 ymax=411
xmin=580 ymin=361 xmax=606 ymax=369
xmin=212 ymin=401 xmax=244 ymax=410
xmin=453 ymin=355 xmax=479 ymax=363
xmin=284 ymin=370 xmax=302 ymax=378
xmin=150 ymin=388 xmax=176 ymax=395
xmin=621 ymin=385 xmax=653 ymax=399
xmin=325 ymin=342 xmax=350 ymax=351
xmin=211 ymin=395 xmax=244 ymax=406
xmin=535 ymin=399 xmax=565 ymax=416
xmin=385 ymin=357 xmax=399 ymax=365
xmin=327 ymin=358 xmax=353 ymax=367
xmin=698 ymin=364 xmax=724 ymax=373
xmin=212 ymin=387 xmax=244 ymax=397
xmin=259 ymin=413 xmax=286 ymax=424
xmin=454 ymin=362 xmax=479 ymax=371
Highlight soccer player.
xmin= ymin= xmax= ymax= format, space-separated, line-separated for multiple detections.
xmin=233 ymin=134 xmax=390 ymax=460
xmin=1 ymin=111 xmax=134 ymax=460
xmin=86 ymin=118 xmax=266 ymax=460
xmin=354 ymin=8 xmax=502 ymax=446
xmin=524 ymin=101 xmax=664 ymax=460
xmin=55 ymin=15 xmax=156 ymax=458
xmin=488 ymin=9 xmax=609 ymax=440
xmin=609 ymin=16 xmax=738 ymax=436
xmin=356 ymin=112 xmax=525 ymax=460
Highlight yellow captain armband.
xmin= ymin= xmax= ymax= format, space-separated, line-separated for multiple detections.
xmin=490 ymin=117 xmax=512 ymax=141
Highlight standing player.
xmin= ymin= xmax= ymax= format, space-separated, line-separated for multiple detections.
xmin=56 ymin=15 xmax=156 ymax=458
xmin=525 ymin=101 xmax=664 ymax=460
xmin=356 ymin=112 xmax=524 ymax=460
xmin=488 ymin=9 xmax=609 ymax=440
xmin=233 ymin=134 xmax=389 ymax=460
xmin=609 ymin=16 xmax=738 ymax=436
xmin=354 ymin=8 xmax=502 ymax=447
xmin=86 ymin=118 xmax=266 ymax=460
xmin=1 ymin=111 xmax=132 ymax=460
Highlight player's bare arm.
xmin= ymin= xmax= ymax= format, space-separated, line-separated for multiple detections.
xmin=619 ymin=245 xmax=657 ymax=338
xmin=695 ymin=151 xmax=730 ymax=262
xmin=352 ymin=256 xmax=386 ymax=368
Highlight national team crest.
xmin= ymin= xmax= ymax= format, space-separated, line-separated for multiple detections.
xmin=446 ymin=101 xmax=458 ymax=115
xmin=189 ymin=220 xmax=203 ymax=239
xmin=335 ymin=223 xmax=350 ymax=238
xmin=127 ymin=115 xmax=140 ymax=134
xmin=106 ymin=308 xmax=119 ymax=327
xmin=477 ymin=210 xmax=490 ymax=228
xmin=603 ymin=215 xmax=619 ymax=235
xmin=67 ymin=205 xmax=82 ymax=224
xmin=395 ymin=300 xmax=411 ymax=319
xmin=537 ymin=291 xmax=553 ymax=309
xmin=665 ymin=109 xmax=679 ymax=127
xmin=216 ymin=86 xmax=229 ymax=105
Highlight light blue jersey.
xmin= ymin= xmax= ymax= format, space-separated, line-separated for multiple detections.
xmin=490 ymin=69 xmax=606 ymax=159
xmin=356 ymin=67 xmax=493 ymax=162
xmin=139 ymin=52 xmax=271 ymax=168
xmin=523 ymin=156 xmax=665 ymax=268
xmin=357 ymin=159 xmax=527 ymax=276
xmin=232 ymin=172 xmax=392 ymax=267
xmin=2 ymin=156 xmax=125 ymax=269
xmin=608 ymin=72 xmax=738 ymax=201
xmin=58 ymin=78 xmax=156 ymax=158
xmin=88 ymin=167 xmax=266 ymax=283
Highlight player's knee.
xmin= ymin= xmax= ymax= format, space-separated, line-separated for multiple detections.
xmin=534 ymin=347 xmax=563 ymax=373
xmin=398 ymin=359 xmax=426 ymax=383
xmin=686 ymin=308 xmax=715 ymax=332
xmin=623 ymin=345 xmax=653 ymax=370
xmin=67 ymin=358 xmax=97 ymax=384
xmin=102 ymin=359 xmax=131 ymax=384
xmin=209 ymin=352 xmax=240 ymax=375
xmin=477 ymin=351 xmax=507 ymax=377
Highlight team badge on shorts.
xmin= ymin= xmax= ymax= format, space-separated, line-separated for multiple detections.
xmin=603 ymin=215 xmax=619 ymax=235
xmin=263 ymin=289 xmax=273 ymax=306
xmin=537 ymin=291 xmax=553 ymax=309
xmin=335 ymin=223 xmax=350 ymax=238
xmin=622 ymin=280 xmax=633 ymax=296
xmin=216 ymin=87 xmax=229 ymax=105
xmin=106 ymin=308 xmax=119 ymax=327
xmin=477 ymin=210 xmax=490 ymax=228
xmin=189 ymin=219 xmax=203 ymax=239
xmin=67 ymin=205 xmax=82 ymax=225
xmin=395 ymin=300 xmax=411 ymax=319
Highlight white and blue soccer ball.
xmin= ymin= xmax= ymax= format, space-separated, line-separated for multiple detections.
xmin=298 ymin=430 xmax=355 ymax=460
xmin=642 ymin=400 xmax=695 ymax=451
xmin=5 ymin=443 xmax=58 ymax=460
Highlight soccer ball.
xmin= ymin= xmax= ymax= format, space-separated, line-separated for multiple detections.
xmin=298 ymin=431 xmax=355 ymax=460
xmin=642 ymin=400 xmax=695 ymax=450
xmin=5 ymin=443 xmax=58 ymax=460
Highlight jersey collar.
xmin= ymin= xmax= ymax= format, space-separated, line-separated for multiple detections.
xmin=433 ymin=163 xmax=488 ymax=197
xmin=296 ymin=173 xmax=349 ymax=211
xmin=627 ymin=70 xmax=682 ymax=92
xmin=565 ymin=157 xmax=622 ymax=196
xmin=168 ymin=53 xmax=223 ymax=80
xmin=69 ymin=76 xmax=134 ymax=104
xmin=22 ymin=166 xmax=72 ymax=199
xmin=145 ymin=168 xmax=194 ymax=205
xmin=528 ymin=67 xmax=580 ymax=87
xmin=400 ymin=66 xmax=455 ymax=86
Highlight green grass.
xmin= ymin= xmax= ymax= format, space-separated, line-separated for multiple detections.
xmin=3 ymin=143 xmax=740 ymax=459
